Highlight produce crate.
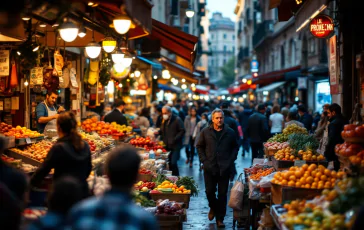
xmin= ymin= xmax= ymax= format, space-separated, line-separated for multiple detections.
xmin=150 ymin=193 xmax=191 ymax=208
xmin=158 ymin=220 xmax=183 ymax=230
xmin=15 ymin=136 xmax=44 ymax=146
xmin=138 ymin=173 xmax=153 ymax=182
xmin=271 ymin=205 xmax=289 ymax=230
xmin=272 ymin=157 xmax=329 ymax=171
xmin=264 ymin=147 xmax=279 ymax=156
xmin=271 ymin=183 xmax=323 ymax=204
xmin=6 ymin=149 xmax=42 ymax=167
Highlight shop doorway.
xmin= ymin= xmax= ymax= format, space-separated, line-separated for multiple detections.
xmin=315 ymin=80 xmax=331 ymax=113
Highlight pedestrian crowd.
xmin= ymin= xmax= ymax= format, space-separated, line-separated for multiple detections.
xmin=0 ymin=98 xmax=349 ymax=229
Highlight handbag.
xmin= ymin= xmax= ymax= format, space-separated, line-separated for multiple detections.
xmin=228 ymin=173 xmax=245 ymax=210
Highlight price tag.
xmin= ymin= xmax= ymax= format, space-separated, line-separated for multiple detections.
xmin=26 ymin=137 xmax=32 ymax=144
xmin=294 ymin=160 xmax=306 ymax=167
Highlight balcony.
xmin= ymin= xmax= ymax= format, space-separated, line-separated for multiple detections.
xmin=253 ymin=20 xmax=274 ymax=48
xmin=237 ymin=47 xmax=250 ymax=62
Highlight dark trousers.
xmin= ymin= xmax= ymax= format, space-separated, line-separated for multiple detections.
xmin=168 ymin=148 xmax=180 ymax=176
xmin=186 ymin=137 xmax=195 ymax=162
xmin=250 ymin=142 xmax=264 ymax=163
xmin=204 ymin=171 xmax=230 ymax=221
xmin=242 ymin=138 xmax=250 ymax=156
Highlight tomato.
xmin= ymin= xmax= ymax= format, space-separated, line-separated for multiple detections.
xmin=335 ymin=144 xmax=341 ymax=153
xmin=341 ymin=131 xmax=347 ymax=138
xmin=355 ymin=126 xmax=364 ymax=137
xmin=346 ymin=130 xmax=356 ymax=137
xmin=344 ymin=124 xmax=357 ymax=131
xmin=344 ymin=148 xmax=355 ymax=156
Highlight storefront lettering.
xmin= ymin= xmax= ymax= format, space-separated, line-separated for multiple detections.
xmin=310 ymin=15 xmax=334 ymax=38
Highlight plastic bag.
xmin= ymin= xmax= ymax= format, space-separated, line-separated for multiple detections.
xmin=258 ymin=172 xmax=277 ymax=188
xmin=248 ymin=179 xmax=260 ymax=200
xmin=228 ymin=173 xmax=245 ymax=210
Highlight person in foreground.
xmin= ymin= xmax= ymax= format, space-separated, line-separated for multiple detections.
xmin=196 ymin=109 xmax=239 ymax=228
xmin=67 ymin=146 xmax=159 ymax=230
xmin=30 ymin=112 xmax=92 ymax=198
xmin=28 ymin=177 xmax=84 ymax=230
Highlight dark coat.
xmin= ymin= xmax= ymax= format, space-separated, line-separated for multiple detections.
xmin=196 ymin=124 xmax=239 ymax=175
xmin=299 ymin=113 xmax=313 ymax=132
xmin=31 ymin=136 xmax=92 ymax=195
xmin=246 ymin=112 xmax=270 ymax=143
xmin=324 ymin=114 xmax=348 ymax=161
xmin=222 ymin=110 xmax=239 ymax=139
xmin=238 ymin=109 xmax=253 ymax=134
xmin=161 ymin=114 xmax=185 ymax=150
xmin=0 ymin=160 xmax=28 ymax=201
xmin=104 ymin=109 xmax=128 ymax=126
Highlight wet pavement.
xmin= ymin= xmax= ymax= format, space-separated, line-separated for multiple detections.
xmin=178 ymin=148 xmax=252 ymax=230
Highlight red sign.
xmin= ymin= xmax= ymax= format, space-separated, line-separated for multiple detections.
xmin=310 ymin=15 xmax=334 ymax=38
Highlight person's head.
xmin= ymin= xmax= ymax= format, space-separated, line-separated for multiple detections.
xmin=162 ymin=106 xmax=172 ymax=121
xmin=221 ymin=102 xmax=229 ymax=110
xmin=113 ymin=99 xmax=126 ymax=111
xmin=201 ymin=113 xmax=208 ymax=122
xmin=140 ymin=108 xmax=150 ymax=118
xmin=297 ymin=100 xmax=303 ymax=106
xmin=157 ymin=106 xmax=162 ymax=115
xmin=298 ymin=105 xmax=306 ymax=116
xmin=323 ymin=104 xmax=330 ymax=113
xmin=175 ymin=104 xmax=181 ymax=111
xmin=287 ymin=112 xmax=298 ymax=122
xmin=57 ymin=112 xmax=84 ymax=150
xmin=46 ymin=90 xmax=58 ymax=106
xmin=272 ymin=105 xmax=280 ymax=114
xmin=211 ymin=108 xmax=224 ymax=128
xmin=257 ymin=104 xmax=266 ymax=114
xmin=176 ymin=99 xmax=182 ymax=105
xmin=105 ymin=146 xmax=141 ymax=189
xmin=190 ymin=107 xmax=197 ymax=117
xmin=328 ymin=103 xmax=341 ymax=119
xmin=47 ymin=177 xmax=84 ymax=214
xmin=283 ymin=101 xmax=290 ymax=108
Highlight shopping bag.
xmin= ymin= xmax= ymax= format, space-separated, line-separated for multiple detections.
xmin=228 ymin=173 xmax=245 ymax=210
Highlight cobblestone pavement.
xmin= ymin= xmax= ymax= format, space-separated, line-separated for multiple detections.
xmin=178 ymin=148 xmax=251 ymax=230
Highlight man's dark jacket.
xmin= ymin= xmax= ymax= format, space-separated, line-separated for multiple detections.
xmin=246 ymin=112 xmax=269 ymax=143
xmin=299 ymin=113 xmax=313 ymax=131
xmin=161 ymin=114 xmax=185 ymax=150
xmin=238 ymin=108 xmax=253 ymax=134
xmin=222 ymin=110 xmax=239 ymax=139
xmin=324 ymin=114 xmax=348 ymax=161
xmin=104 ymin=109 xmax=128 ymax=126
xmin=196 ymin=124 xmax=239 ymax=175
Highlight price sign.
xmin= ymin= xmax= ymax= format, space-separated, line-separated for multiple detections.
xmin=26 ymin=137 xmax=32 ymax=144
xmin=294 ymin=160 xmax=306 ymax=167
xmin=310 ymin=14 xmax=334 ymax=38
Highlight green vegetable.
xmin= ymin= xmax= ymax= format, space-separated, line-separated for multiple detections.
xmin=153 ymin=174 xmax=168 ymax=185
xmin=288 ymin=134 xmax=319 ymax=154
xmin=176 ymin=176 xmax=199 ymax=197
xmin=133 ymin=192 xmax=156 ymax=207
xmin=268 ymin=133 xmax=289 ymax=143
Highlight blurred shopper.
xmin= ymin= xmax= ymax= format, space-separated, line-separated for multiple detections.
xmin=193 ymin=113 xmax=209 ymax=171
xmin=175 ymin=104 xmax=186 ymax=122
xmin=285 ymin=112 xmax=304 ymax=128
xmin=67 ymin=146 xmax=158 ymax=230
xmin=281 ymin=102 xmax=290 ymax=120
xmin=269 ymin=105 xmax=284 ymax=136
xmin=104 ymin=99 xmax=128 ymax=126
xmin=298 ymin=105 xmax=313 ymax=132
xmin=155 ymin=106 xmax=163 ymax=128
xmin=314 ymin=104 xmax=330 ymax=140
xmin=325 ymin=103 xmax=348 ymax=171
xmin=246 ymin=104 xmax=270 ymax=163
xmin=184 ymin=107 xmax=200 ymax=168
xmin=28 ymin=177 xmax=84 ymax=230
xmin=135 ymin=108 xmax=151 ymax=129
xmin=196 ymin=109 xmax=239 ymax=228
xmin=0 ymin=182 xmax=22 ymax=230
xmin=238 ymin=104 xmax=253 ymax=157
xmin=160 ymin=106 xmax=185 ymax=176
xmin=31 ymin=112 xmax=92 ymax=198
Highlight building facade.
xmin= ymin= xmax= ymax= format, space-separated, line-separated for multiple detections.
xmin=208 ymin=12 xmax=235 ymax=83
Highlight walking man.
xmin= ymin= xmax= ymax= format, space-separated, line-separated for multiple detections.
xmin=196 ymin=109 xmax=239 ymax=228
xmin=246 ymin=104 xmax=270 ymax=163
xmin=160 ymin=106 xmax=185 ymax=176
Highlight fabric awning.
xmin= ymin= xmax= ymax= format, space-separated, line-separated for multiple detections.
xmin=253 ymin=66 xmax=300 ymax=85
xmin=137 ymin=56 xmax=162 ymax=70
xmin=256 ymin=82 xmax=286 ymax=93
xmin=158 ymin=83 xmax=181 ymax=93
xmin=150 ymin=19 xmax=198 ymax=71
xmin=159 ymin=56 xmax=201 ymax=84
xmin=284 ymin=70 xmax=302 ymax=81
xmin=192 ymin=85 xmax=210 ymax=95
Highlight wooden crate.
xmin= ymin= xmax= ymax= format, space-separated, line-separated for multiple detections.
xmin=138 ymin=173 xmax=153 ymax=182
xmin=271 ymin=183 xmax=323 ymax=204
xmin=6 ymin=149 xmax=42 ymax=167
xmin=150 ymin=193 xmax=191 ymax=208
xmin=264 ymin=147 xmax=279 ymax=157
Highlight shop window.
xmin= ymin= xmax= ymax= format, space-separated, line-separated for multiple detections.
xmin=281 ymin=46 xmax=285 ymax=69
xmin=223 ymin=33 xmax=227 ymax=39
xmin=309 ymin=37 xmax=316 ymax=55
xmin=315 ymin=81 xmax=331 ymax=112
xmin=271 ymin=54 xmax=275 ymax=71
xmin=224 ymin=45 xmax=227 ymax=52
xmin=290 ymin=40 xmax=296 ymax=66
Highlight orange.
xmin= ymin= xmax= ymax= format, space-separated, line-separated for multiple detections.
xmin=295 ymin=170 xmax=303 ymax=178
xmin=282 ymin=180 xmax=288 ymax=185
xmin=324 ymin=169 xmax=331 ymax=177
xmin=314 ymin=178 xmax=320 ymax=183
xmin=306 ymin=176 xmax=314 ymax=184
xmin=311 ymin=170 xmax=317 ymax=177
xmin=302 ymin=164 xmax=309 ymax=170
xmin=295 ymin=181 xmax=302 ymax=187
xmin=305 ymin=184 xmax=311 ymax=189
xmin=318 ymin=184 xmax=324 ymax=189
xmin=288 ymin=181 xmax=295 ymax=187
xmin=320 ymin=175 xmax=328 ymax=181
xmin=309 ymin=164 xmax=317 ymax=170
xmin=304 ymin=172 xmax=310 ymax=177
xmin=331 ymin=171 xmax=337 ymax=178
xmin=289 ymin=175 xmax=297 ymax=181
xmin=337 ymin=172 xmax=345 ymax=179
xmin=331 ymin=178 xmax=337 ymax=184
xmin=271 ymin=179 xmax=277 ymax=184
xmin=315 ymin=172 xmax=322 ymax=178
xmin=311 ymin=184 xmax=317 ymax=189
xmin=299 ymin=178 xmax=306 ymax=184
xmin=284 ymin=172 xmax=291 ymax=180
xmin=312 ymin=182 xmax=318 ymax=188
xmin=283 ymin=204 xmax=290 ymax=209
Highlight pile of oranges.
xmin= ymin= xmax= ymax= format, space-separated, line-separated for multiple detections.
xmin=156 ymin=181 xmax=191 ymax=194
xmin=282 ymin=199 xmax=316 ymax=217
xmin=271 ymin=164 xmax=345 ymax=189
xmin=298 ymin=150 xmax=326 ymax=161
xmin=349 ymin=151 xmax=364 ymax=167
xmin=274 ymin=147 xmax=300 ymax=161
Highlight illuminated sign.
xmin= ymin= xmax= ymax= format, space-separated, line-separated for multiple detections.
xmin=310 ymin=14 xmax=334 ymax=38
xmin=251 ymin=60 xmax=259 ymax=73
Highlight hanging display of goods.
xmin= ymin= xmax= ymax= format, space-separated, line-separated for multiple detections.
xmin=310 ymin=14 xmax=334 ymax=38
xmin=0 ymin=50 xmax=10 ymax=77
xmin=88 ymin=61 xmax=99 ymax=85
xmin=111 ymin=65 xmax=130 ymax=79
xmin=30 ymin=67 xmax=43 ymax=86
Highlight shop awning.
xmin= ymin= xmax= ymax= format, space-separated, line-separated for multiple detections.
xmin=192 ymin=85 xmax=210 ymax=95
xmin=256 ymin=81 xmax=285 ymax=93
xmin=268 ymin=0 xmax=304 ymax=21
xmin=150 ymin=19 xmax=198 ymax=71
xmin=159 ymin=56 xmax=201 ymax=84
xmin=158 ymin=83 xmax=181 ymax=93
xmin=295 ymin=0 xmax=328 ymax=31
xmin=137 ymin=56 xmax=162 ymax=70
xmin=284 ymin=70 xmax=302 ymax=81
xmin=253 ymin=66 xmax=300 ymax=85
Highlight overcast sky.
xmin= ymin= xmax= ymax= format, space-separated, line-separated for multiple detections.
xmin=207 ymin=0 xmax=236 ymax=21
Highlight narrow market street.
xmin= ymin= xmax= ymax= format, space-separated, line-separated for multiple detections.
xmin=179 ymin=147 xmax=251 ymax=230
